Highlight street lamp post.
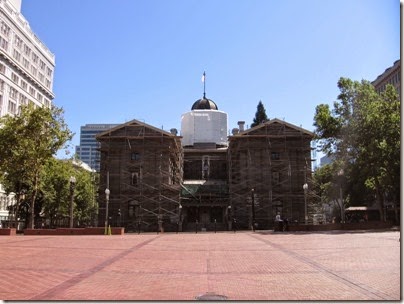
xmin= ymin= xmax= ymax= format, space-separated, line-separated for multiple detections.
xmin=227 ymin=205 xmax=231 ymax=231
xmin=177 ymin=204 xmax=182 ymax=233
xmin=303 ymin=183 xmax=308 ymax=225
xmin=69 ymin=176 xmax=76 ymax=228
xmin=251 ymin=188 xmax=256 ymax=232
xmin=104 ymin=188 xmax=110 ymax=233
xmin=337 ymin=169 xmax=344 ymax=223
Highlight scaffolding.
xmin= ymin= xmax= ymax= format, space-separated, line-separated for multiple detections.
xmin=97 ymin=120 xmax=183 ymax=232
xmin=228 ymin=119 xmax=314 ymax=229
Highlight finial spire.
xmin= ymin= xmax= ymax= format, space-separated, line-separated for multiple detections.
xmin=202 ymin=71 xmax=206 ymax=98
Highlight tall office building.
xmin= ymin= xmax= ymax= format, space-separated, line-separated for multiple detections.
xmin=0 ymin=0 xmax=55 ymax=220
xmin=75 ymin=124 xmax=119 ymax=172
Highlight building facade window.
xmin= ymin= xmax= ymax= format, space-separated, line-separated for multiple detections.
xmin=22 ymin=57 xmax=29 ymax=69
xmin=271 ymin=152 xmax=280 ymax=160
xmin=8 ymin=100 xmax=16 ymax=114
xmin=131 ymin=152 xmax=141 ymax=161
xmin=11 ymin=72 xmax=19 ymax=84
xmin=46 ymin=67 xmax=52 ymax=77
xmin=23 ymin=44 xmax=31 ymax=56
xmin=131 ymin=172 xmax=139 ymax=186
xmin=1 ymin=22 xmax=10 ymax=37
xmin=0 ymin=36 xmax=8 ymax=51
xmin=9 ymin=87 xmax=17 ymax=100
xmin=14 ymin=36 xmax=22 ymax=48
xmin=20 ymin=80 xmax=27 ymax=91
xmin=13 ymin=49 xmax=21 ymax=61
xmin=32 ymin=53 xmax=38 ymax=64
xmin=36 ymin=92 xmax=43 ymax=102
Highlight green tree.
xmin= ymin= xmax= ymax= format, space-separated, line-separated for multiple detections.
xmin=0 ymin=103 xmax=72 ymax=228
xmin=42 ymin=158 xmax=98 ymax=227
xmin=251 ymin=100 xmax=269 ymax=128
xmin=314 ymin=78 xmax=400 ymax=222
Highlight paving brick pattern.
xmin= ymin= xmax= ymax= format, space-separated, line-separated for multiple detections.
xmin=0 ymin=230 xmax=400 ymax=301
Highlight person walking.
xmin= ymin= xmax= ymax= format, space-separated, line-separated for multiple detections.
xmin=275 ymin=212 xmax=283 ymax=232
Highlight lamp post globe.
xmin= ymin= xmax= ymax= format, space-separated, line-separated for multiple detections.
xmin=303 ymin=183 xmax=308 ymax=225
xmin=105 ymin=188 xmax=110 ymax=233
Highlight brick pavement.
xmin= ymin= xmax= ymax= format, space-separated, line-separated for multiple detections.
xmin=0 ymin=230 xmax=400 ymax=301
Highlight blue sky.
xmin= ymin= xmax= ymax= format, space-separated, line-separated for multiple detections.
xmin=21 ymin=0 xmax=400 ymax=161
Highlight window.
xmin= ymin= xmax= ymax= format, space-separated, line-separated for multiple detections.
xmin=14 ymin=36 xmax=22 ymax=48
xmin=131 ymin=172 xmax=139 ymax=186
xmin=0 ymin=80 xmax=4 ymax=91
xmin=39 ymin=60 xmax=45 ymax=70
xmin=19 ymin=94 xmax=27 ymax=105
xmin=23 ymin=44 xmax=31 ymax=56
xmin=13 ymin=49 xmax=21 ymax=61
xmin=8 ymin=100 xmax=16 ymax=114
xmin=11 ymin=73 xmax=19 ymax=84
xmin=46 ymin=67 xmax=52 ymax=77
xmin=22 ymin=57 xmax=29 ymax=69
xmin=131 ymin=152 xmax=141 ymax=161
xmin=20 ymin=80 xmax=27 ymax=91
xmin=36 ymin=92 xmax=43 ymax=102
xmin=0 ymin=63 xmax=4 ymax=74
xmin=45 ymin=79 xmax=51 ymax=88
xmin=9 ymin=87 xmax=17 ymax=100
xmin=32 ymin=53 xmax=38 ymax=64
xmin=31 ymin=66 xmax=37 ymax=77
xmin=38 ymin=72 xmax=44 ymax=83
xmin=1 ymin=22 xmax=10 ymax=37
xmin=0 ymin=36 xmax=8 ymax=51
xmin=29 ymin=86 xmax=35 ymax=96
xmin=271 ymin=152 xmax=280 ymax=160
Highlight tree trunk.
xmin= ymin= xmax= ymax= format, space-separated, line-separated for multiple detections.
xmin=374 ymin=179 xmax=384 ymax=222
xmin=29 ymin=174 xmax=39 ymax=229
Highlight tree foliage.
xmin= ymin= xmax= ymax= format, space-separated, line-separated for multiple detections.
xmin=42 ymin=158 xmax=98 ymax=227
xmin=251 ymin=100 xmax=269 ymax=128
xmin=313 ymin=77 xmax=400 ymax=221
xmin=0 ymin=104 xmax=72 ymax=228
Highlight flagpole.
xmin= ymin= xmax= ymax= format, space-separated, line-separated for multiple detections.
xmin=202 ymin=71 xmax=206 ymax=98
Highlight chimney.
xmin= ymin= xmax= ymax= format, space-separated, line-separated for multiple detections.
xmin=237 ymin=121 xmax=245 ymax=132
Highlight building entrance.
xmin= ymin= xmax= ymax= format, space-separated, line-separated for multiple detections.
xmin=183 ymin=206 xmax=225 ymax=231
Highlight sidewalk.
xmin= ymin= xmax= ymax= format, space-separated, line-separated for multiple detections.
xmin=0 ymin=230 xmax=400 ymax=301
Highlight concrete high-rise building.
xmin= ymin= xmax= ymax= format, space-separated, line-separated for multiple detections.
xmin=75 ymin=124 xmax=119 ymax=172
xmin=0 ymin=0 xmax=55 ymax=222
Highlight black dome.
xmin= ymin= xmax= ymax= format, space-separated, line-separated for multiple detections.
xmin=191 ymin=97 xmax=218 ymax=110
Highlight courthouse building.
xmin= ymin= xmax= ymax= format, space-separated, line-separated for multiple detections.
xmin=97 ymin=93 xmax=314 ymax=232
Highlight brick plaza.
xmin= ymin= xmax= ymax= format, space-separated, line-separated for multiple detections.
xmin=0 ymin=229 xmax=400 ymax=301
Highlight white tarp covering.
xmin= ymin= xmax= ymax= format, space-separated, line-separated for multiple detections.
xmin=181 ymin=110 xmax=228 ymax=146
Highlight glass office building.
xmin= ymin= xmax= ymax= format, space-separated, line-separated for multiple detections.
xmin=75 ymin=124 xmax=118 ymax=172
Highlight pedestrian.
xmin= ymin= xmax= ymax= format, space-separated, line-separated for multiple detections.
xmin=232 ymin=218 xmax=237 ymax=233
xmin=275 ymin=212 xmax=283 ymax=231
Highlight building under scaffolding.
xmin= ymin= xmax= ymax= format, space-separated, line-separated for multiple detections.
xmin=96 ymin=96 xmax=314 ymax=232
xmin=96 ymin=120 xmax=183 ymax=232
xmin=228 ymin=119 xmax=314 ymax=230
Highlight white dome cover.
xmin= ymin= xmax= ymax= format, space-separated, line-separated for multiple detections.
xmin=181 ymin=110 xmax=227 ymax=147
